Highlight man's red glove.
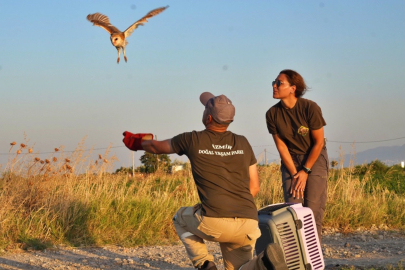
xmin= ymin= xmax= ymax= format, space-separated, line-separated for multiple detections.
xmin=122 ymin=131 xmax=154 ymax=151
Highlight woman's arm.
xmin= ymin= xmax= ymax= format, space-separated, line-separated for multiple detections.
xmin=303 ymin=127 xmax=324 ymax=170
xmin=292 ymin=127 xmax=325 ymax=197
xmin=272 ymin=134 xmax=297 ymax=176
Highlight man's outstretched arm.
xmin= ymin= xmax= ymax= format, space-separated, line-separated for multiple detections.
xmin=142 ymin=139 xmax=174 ymax=154
xmin=122 ymin=132 xmax=175 ymax=154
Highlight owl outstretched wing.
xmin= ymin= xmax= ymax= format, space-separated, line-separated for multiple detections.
xmin=87 ymin=13 xmax=121 ymax=34
xmin=124 ymin=6 xmax=168 ymax=38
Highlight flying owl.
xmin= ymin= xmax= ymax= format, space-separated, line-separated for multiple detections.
xmin=87 ymin=6 xmax=168 ymax=63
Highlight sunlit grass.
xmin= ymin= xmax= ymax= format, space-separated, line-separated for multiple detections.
xmin=0 ymin=139 xmax=404 ymax=250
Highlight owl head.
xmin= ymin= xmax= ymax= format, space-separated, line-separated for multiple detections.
xmin=110 ymin=33 xmax=124 ymax=47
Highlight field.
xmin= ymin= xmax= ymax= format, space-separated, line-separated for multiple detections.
xmin=1 ymin=141 xmax=404 ymax=252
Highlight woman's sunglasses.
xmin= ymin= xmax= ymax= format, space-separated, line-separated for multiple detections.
xmin=272 ymin=80 xmax=286 ymax=87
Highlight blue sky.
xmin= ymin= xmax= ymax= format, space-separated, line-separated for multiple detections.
xmin=1 ymin=0 xmax=404 ymax=169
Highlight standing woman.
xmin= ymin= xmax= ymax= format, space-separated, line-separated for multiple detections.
xmin=266 ymin=69 xmax=328 ymax=241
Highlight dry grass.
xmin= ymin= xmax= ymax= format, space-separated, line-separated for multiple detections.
xmin=255 ymin=161 xmax=405 ymax=231
xmin=1 ymin=139 xmax=404 ymax=250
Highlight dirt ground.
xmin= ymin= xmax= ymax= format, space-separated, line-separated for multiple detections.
xmin=0 ymin=228 xmax=404 ymax=270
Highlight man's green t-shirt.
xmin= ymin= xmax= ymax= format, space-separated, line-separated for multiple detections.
xmin=266 ymin=98 xmax=326 ymax=155
xmin=171 ymin=130 xmax=258 ymax=221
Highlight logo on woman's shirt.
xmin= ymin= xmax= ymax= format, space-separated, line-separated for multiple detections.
xmin=298 ymin=126 xmax=309 ymax=136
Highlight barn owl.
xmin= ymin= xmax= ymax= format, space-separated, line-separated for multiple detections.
xmin=87 ymin=6 xmax=168 ymax=63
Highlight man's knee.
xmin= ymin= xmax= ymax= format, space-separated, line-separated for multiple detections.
xmin=172 ymin=208 xmax=181 ymax=226
xmin=172 ymin=206 xmax=202 ymax=238
xmin=172 ymin=209 xmax=201 ymax=245
xmin=172 ymin=207 xmax=191 ymax=225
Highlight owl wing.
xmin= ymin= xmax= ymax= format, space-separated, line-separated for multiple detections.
xmin=123 ymin=6 xmax=168 ymax=38
xmin=87 ymin=13 xmax=121 ymax=34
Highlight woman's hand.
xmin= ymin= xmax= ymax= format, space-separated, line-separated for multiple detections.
xmin=291 ymin=170 xmax=308 ymax=199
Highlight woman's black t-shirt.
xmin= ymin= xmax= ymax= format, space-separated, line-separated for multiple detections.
xmin=266 ymin=98 xmax=326 ymax=155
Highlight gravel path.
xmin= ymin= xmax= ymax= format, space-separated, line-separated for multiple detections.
xmin=0 ymin=229 xmax=404 ymax=269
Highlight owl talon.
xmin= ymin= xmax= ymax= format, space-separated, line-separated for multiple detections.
xmin=124 ymin=56 xmax=127 ymax=62
xmin=117 ymin=57 xmax=120 ymax=64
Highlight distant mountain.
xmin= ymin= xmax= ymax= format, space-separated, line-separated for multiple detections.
xmin=337 ymin=144 xmax=405 ymax=167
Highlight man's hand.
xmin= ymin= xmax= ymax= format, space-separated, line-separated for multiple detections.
xmin=122 ymin=131 xmax=154 ymax=151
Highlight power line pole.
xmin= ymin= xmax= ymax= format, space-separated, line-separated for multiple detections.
xmin=264 ymin=148 xmax=267 ymax=166
xmin=132 ymin=151 xmax=135 ymax=177
xmin=155 ymin=135 xmax=159 ymax=171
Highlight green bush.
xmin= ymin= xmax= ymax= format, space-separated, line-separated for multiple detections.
xmin=353 ymin=160 xmax=405 ymax=195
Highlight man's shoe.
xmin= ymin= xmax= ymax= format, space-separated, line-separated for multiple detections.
xmin=262 ymin=243 xmax=288 ymax=270
xmin=198 ymin=260 xmax=217 ymax=270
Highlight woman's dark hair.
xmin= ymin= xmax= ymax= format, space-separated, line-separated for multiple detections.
xmin=279 ymin=69 xmax=307 ymax=98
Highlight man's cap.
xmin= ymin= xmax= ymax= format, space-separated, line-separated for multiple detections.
xmin=200 ymin=92 xmax=235 ymax=124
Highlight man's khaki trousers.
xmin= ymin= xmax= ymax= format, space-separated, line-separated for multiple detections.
xmin=173 ymin=204 xmax=261 ymax=270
